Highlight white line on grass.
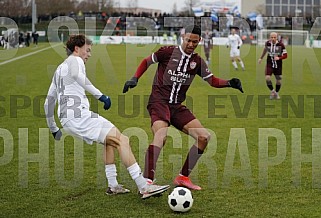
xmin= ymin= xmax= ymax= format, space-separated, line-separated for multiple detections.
xmin=0 ymin=43 xmax=62 ymax=66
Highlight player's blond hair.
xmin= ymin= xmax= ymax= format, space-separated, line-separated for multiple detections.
xmin=270 ymin=32 xmax=278 ymax=37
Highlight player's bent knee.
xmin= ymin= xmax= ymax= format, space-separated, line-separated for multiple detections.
xmin=105 ymin=135 xmax=121 ymax=148
xmin=198 ymin=132 xmax=211 ymax=146
xmin=275 ymin=75 xmax=282 ymax=81
xmin=162 ymin=136 xmax=168 ymax=145
xmin=119 ymin=134 xmax=130 ymax=147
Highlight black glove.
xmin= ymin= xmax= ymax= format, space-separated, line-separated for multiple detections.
xmin=52 ymin=129 xmax=62 ymax=141
xmin=123 ymin=77 xmax=138 ymax=93
xmin=99 ymin=95 xmax=111 ymax=110
xmin=237 ymin=46 xmax=240 ymax=49
xmin=228 ymin=78 xmax=244 ymax=93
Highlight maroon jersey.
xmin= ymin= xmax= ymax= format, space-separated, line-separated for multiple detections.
xmin=264 ymin=40 xmax=287 ymax=69
xmin=202 ymin=32 xmax=212 ymax=51
xmin=149 ymin=46 xmax=213 ymax=104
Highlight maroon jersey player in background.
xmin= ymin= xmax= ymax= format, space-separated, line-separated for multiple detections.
xmin=202 ymin=29 xmax=213 ymax=66
xmin=123 ymin=25 xmax=243 ymax=190
xmin=258 ymin=32 xmax=288 ymax=100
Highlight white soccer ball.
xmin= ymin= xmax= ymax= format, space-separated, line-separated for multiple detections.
xmin=168 ymin=187 xmax=194 ymax=212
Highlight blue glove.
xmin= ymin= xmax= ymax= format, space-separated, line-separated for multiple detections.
xmin=52 ymin=129 xmax=62 ymax=141
xmin=99 ymin=95 xmax=111 ymax=110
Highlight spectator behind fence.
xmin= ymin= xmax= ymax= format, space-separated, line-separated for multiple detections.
xmin=32 ymin=31 xmax=39 ymax=46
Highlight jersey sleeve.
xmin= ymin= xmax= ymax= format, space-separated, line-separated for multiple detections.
xmin=152 ymin=46 xmax=171 ymax=63
xmin=281 ymin=43 xmax=287 ymax=54
xmin=238 ymin=35 xmax=243 ymax=46
xmin=226 ymin=36 xmax=230 ymax=46
xmin=44 ymin=80 xmax=59 ymax=133
xmin=260 ymin=41 xmax=269 ymax=59
xmin=279 ymin=42 xmax=288 ymax=59
xmin=134 ymin=46 xmax=171 ymax=79
xmin=198 ymin=58 xmax=229 ymax=87
xmin=197 ymin=58 xmax=213 ymax=80
xmin=134 ymin=55 xmax=154 ymax=79
xmin=70 ymin=57 xmax=103 ymax=99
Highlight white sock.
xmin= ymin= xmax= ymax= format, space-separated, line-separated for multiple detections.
xmin=105 ymin=164 xmax=118 ymax=188
xmin=232 ymin=61 xmax=237 ymax=68
xmin=127 ymin=162 xmax=147 ymax=192
xmin=240 ymin=61 xmax=244 ymax=68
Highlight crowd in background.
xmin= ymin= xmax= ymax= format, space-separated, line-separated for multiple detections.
xmin=0 ymin=31 xmax=39 ymax=49
xmin=0 ymin=9 xmax=318 ymax=49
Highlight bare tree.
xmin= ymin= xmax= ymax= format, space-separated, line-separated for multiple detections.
xmin=102 ymin=0 xmax=115 ymax=12
xmin=184 ymin=0 xmax=200 ymax=16
xmin=36 ymin=0 xmax=75 ymax=15
xmin=76 ymin=0 xmax=99 ymax=12
xmin=127 ymin=0 xmax=138 ymax=8
xmin=35 ymin=0 xmax=51 ymax=15
xmin=0 ymin=0 xmax=29 ymax=17
xmin=172 ymin=2 xmax=178 ymax=16
xmin=0 ymin=0 xmax=77 ymax=17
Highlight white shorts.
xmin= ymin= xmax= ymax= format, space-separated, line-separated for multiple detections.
xmin=230 ymin=49 xmax=240 ymax=58
xmin=63 ymin=110 xmax=114 ymax=145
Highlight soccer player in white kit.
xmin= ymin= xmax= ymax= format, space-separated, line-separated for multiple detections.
xmin=44 ymin=34 xmax=169 ymax=199
xmin=227 ymin=28 xmax=245 ymax=71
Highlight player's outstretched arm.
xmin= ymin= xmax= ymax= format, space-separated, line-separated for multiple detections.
xmin=238 ymin=35 xmax=243 ymax=48
xmin=69 ymin=57 xmax=104 ymax=99
xmin=277 ymin=51 xmax=287 ymax=60
xmin=123 ymin=55 xmax=154 ymax=93
xmin=44 ymin=83 xmax=62 ymax=140
xmin=205 ymin=75 xmax=243 ymax=93
xmin=99 ymin=95 xmax=111 ymax=110
xmin=258 ymin=47 xmax=268 ymax=63
xmin=52 ymin=129 xmax=62 ymax=140
xmin=123 ymin=77 xmax=138 ymax=93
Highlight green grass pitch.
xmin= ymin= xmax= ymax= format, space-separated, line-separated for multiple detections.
xmin=0 ymin=43 xmax=321 ymax=217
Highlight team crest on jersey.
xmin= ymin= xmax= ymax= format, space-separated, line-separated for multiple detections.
xmin=190 ymin=61 xmax=196 ymax=69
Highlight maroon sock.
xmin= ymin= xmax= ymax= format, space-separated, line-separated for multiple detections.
xmin=180 ymin=145 xmax=204 ymax=177
xmin=143 ymin=145 xmax=162 ymax=180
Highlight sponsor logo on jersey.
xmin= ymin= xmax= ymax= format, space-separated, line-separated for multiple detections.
xmin=190 ymin=61 xmax=196 ymax=69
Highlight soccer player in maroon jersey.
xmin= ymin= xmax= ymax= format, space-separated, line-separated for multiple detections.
xmin=258 ymin=32 xmax=288 ymax=99
xmin=202 ymin=29 xmax=213 ymax=65
xmin=123 ymin=25 xmax=243 ymax=190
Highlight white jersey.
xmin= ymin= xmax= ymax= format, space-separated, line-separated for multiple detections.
xmin=227 ymin=34 xmax=242 ymax=50
xmin=44 ymin=55 xmax=103 ymax=133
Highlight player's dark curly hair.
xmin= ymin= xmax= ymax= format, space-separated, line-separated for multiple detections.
xmin=65 ymin=34 xmax=92 ymax=56
xmin=184 ymin=25 xmax=201 ymax=37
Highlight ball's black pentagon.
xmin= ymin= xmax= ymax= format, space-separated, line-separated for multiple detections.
xmin=183 ymin=201 xmax=190 ymax=208
xmin=170 ymin=199 xmax=178 ymax=207
xmin=178 ymin=189 xmax=186 ymax=196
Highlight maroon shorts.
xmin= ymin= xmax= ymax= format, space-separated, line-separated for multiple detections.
xmin=147 ymin=102 xmax=196 ymax=130
xmin=265 ymin=65 xmax=282 ymax=76
xmin=204 ymin=48 xmax=210 ymax=57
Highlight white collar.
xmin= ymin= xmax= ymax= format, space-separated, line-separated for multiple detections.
xmin=270 ymin=40 xmax=279 ymax=45
xmin=179 ymin=46 xmax=193 ymax=58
